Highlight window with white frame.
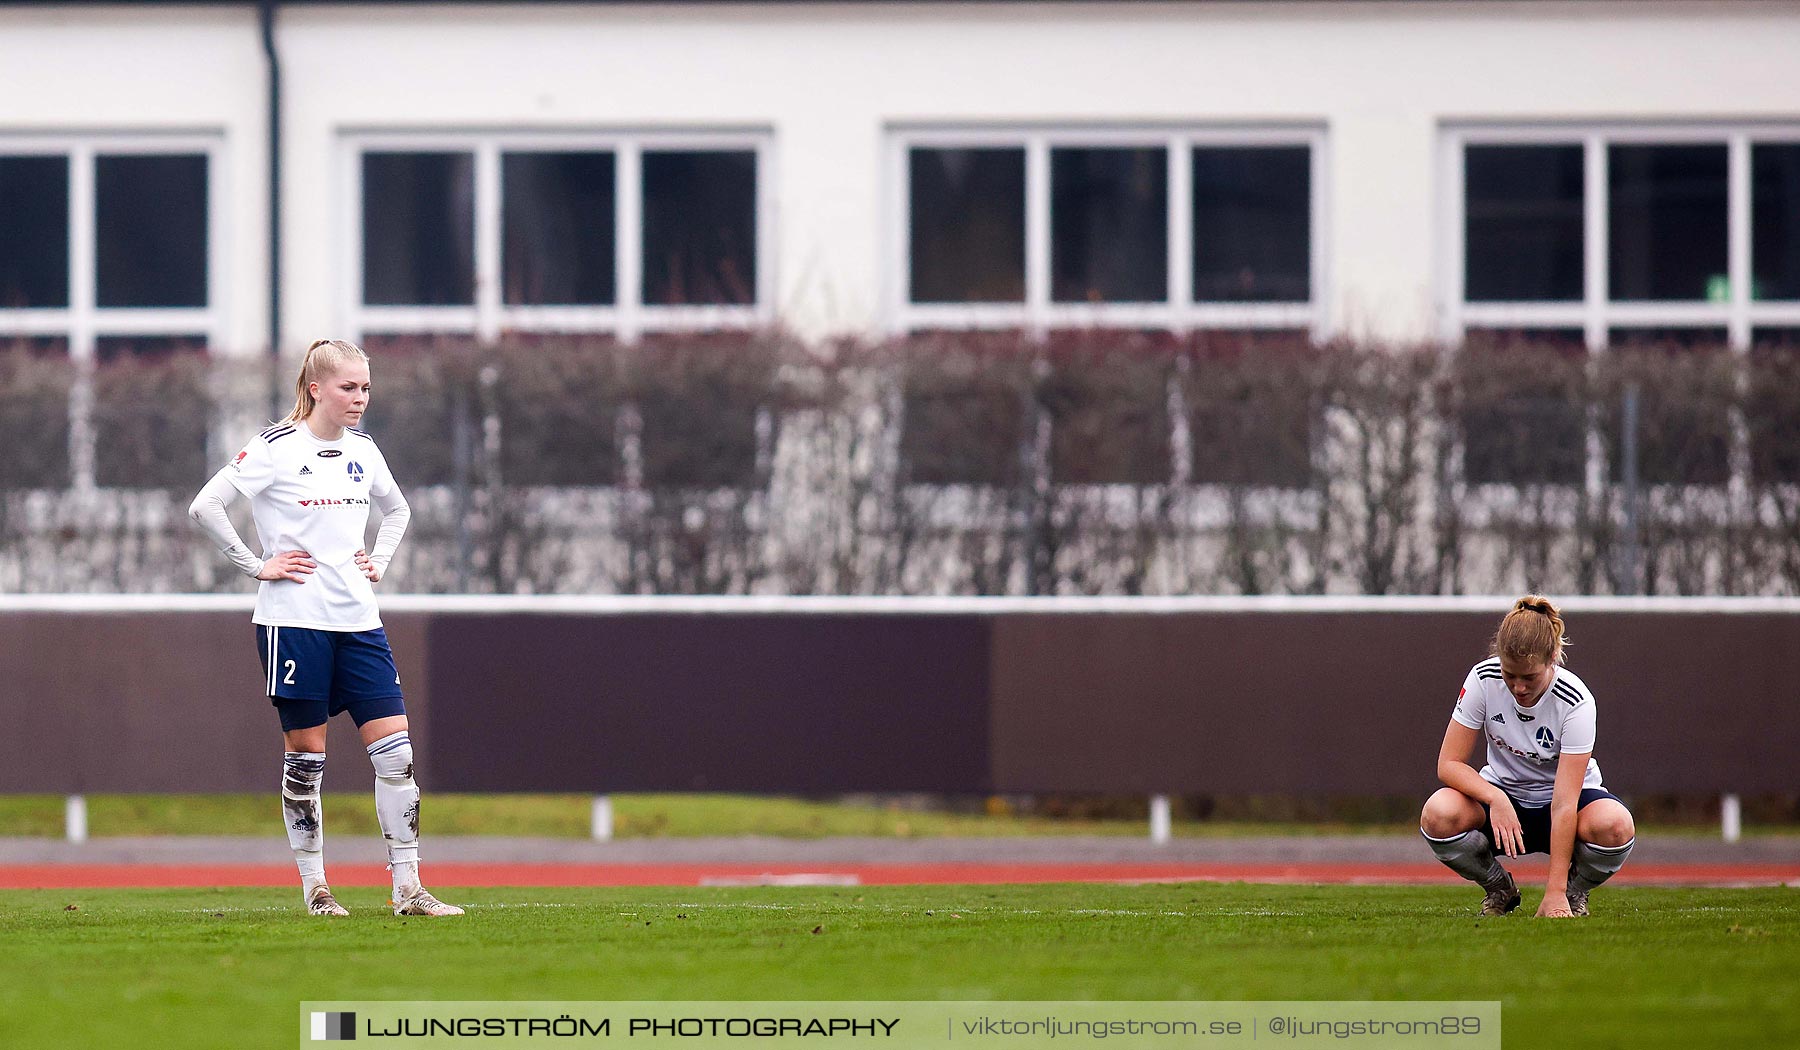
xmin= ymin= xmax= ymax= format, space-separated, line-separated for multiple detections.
xmin=891 ymin=128 xmax=1325 ymax=333
xmin=0 ymin=139 xmax=218 ymax=349
xmin=1446 ymin=126 xmax=1800 ymax=348
xmin=1446 ymin=126 xmax=1800 ymax=490
xmin=346 ymin=132 xmax=770 ymax=344
xmin=0 ymin=136 xmax=222 ymax=489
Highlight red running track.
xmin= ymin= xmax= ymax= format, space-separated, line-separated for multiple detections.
xmin=1 ymin=861 xmax=1794 ymax=889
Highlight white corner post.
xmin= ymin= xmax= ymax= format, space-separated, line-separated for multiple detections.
xmin=1721 ymin=793 xmax=1742 ymax=844
xmin=65 ymin=794 xmax=88 ymax=844
xmin=591 ymin=794 xmax=614 ymax=842
xmin=1149 ymin=794 xmax=1172 ymax=845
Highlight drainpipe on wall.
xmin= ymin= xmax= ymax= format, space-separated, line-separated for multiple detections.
xmin=260 ymin=0 xmax=283 ymax=416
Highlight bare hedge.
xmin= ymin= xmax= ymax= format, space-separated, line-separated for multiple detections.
xmin=3 ymin=330 xmax=1798 ymax=595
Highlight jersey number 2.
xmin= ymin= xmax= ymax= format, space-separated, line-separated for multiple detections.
xmin=283 ymin=660 xmax=296 ymax=686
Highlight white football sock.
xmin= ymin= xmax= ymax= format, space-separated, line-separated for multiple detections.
xmin=367 ymin=731 xmax=421 ymax=893
xmin=282 ymin=752 xmax=327 ymax=890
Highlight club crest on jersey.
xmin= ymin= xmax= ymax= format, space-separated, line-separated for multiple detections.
xmin=1535 ymin=726 xmax=1556 ymax=749
xmin=347 ymin=461 xmax=365 ymax=483
xmin=1489 ymin=732 xmax=1552 ymax=764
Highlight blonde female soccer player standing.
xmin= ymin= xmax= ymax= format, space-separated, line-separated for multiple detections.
xmin=189 ymin=338 xmax=461 ymax=917
xmin=1420 ymin=596 xmax=1635 ymax=917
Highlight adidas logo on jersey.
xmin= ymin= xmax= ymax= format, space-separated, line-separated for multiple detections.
xmin=298 ymin=465 xmax=312 ymax=475
xmin=1491 ymin=713 xmax=1505 ymax=724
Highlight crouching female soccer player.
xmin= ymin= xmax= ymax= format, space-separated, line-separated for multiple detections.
xmin=189 ymin=338 xmax=461 ymax=918
xmin=1420 ymin=596 xmax=1635 ymax=918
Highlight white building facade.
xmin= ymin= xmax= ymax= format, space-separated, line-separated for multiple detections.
xmin=2 ymin=0 xmax=1798 ymax=360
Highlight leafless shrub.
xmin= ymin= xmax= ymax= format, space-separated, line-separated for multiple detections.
xmin=3 ymin=330 xmax=1799 ymax=596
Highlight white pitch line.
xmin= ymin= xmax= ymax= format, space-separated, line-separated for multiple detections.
xmin=166 ymin=901 xmax=1371 ymax=919
xmin=699 ymin=873 xmax=862 ymax=887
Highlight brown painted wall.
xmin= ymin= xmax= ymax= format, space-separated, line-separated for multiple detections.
xmin=987 ymin=611 xmax=1796 ymax=794
xmin=421 ymin=613 xmax=990 ymax=792
xmin=0 ymin=612 xmax=431 ymax=793
xmin=987 ymin=612 xmax=1471 ymax=794
xmin=0 ymin=607 xmax=1789 ymax=796
xmin=0 ymin=611 xmax=269 ymax=792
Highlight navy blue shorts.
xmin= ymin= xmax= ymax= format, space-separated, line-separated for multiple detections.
xmin=255 ymin=625 xmax=407 ymax=732
xmin=1481 ymin=787 xmax=1624 ymax=856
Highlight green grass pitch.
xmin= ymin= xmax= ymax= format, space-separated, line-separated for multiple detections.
xmin=3 ymin=883 xmax=1794 ymax=1049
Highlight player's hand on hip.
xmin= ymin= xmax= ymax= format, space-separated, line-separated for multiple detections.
xmin=257 ymin=550 xmax=315 ymax=583
xmin=1488 ymin=797 xmax=1525 ymax=857
xmin=355 ymin=548 xmax=381 ymax=583
xmin=1536 ymin=891 xmax=1572 ymax=918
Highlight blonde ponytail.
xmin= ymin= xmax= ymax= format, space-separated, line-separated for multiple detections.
xmin=283 ymin=338 xmax=370 ymax=423
xmin=1492 ymin=594 xmax=1570 ymax=666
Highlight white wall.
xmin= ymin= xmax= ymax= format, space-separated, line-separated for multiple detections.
xmin=4 ymin=1 xmax=1799 ymax=352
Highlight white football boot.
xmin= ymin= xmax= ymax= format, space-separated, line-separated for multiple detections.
xmin=391 ymin=884 xmax=465 ymax=917
xmin=306 ymin=884 xmax=350 ymax=917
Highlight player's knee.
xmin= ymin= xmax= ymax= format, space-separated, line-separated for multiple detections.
xmin=1583 ymin=804 xmax=1634 ymax=848
xmin=283 ymin=726 xmax=328 ymax=755
xmin=367 ymin=731 xmax=414 ymax=782
xmin=1419 ymin=798 xmax=1443 ymax=835
xmin=1420 ymin=790 xmax=1475 ymax=837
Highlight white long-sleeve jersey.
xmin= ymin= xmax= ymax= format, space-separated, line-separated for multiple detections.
xmin=190 ymin=421 xmax=408 ymax=632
